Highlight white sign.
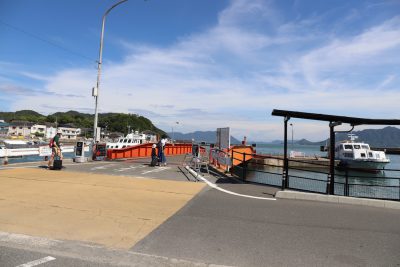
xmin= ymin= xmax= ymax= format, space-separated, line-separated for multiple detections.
xmin=216 ymin=127 xmax=230 ymax=149
xmin=39 ymin=146 xmax=52 ymax=157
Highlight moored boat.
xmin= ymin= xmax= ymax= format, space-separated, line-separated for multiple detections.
xmin=106 ymin=131 xmax=157 ymax=149
xmin=335 ymin=135 xmax=390 ymax=171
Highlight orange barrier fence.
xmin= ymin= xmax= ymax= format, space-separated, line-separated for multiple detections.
xmin=106 ymin=143 xmax=193 ymax=160
xmin=229 ymin=145 xmax=254 ymax=166
xmin=209 ymin=145 xmax=254 ymax=171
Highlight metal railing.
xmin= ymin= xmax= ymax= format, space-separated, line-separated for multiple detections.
xmin=231 ymin=150 xmax=400 ymax=201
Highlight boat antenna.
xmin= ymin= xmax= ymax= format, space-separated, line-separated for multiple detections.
xmin=348 ymin=133 xmax=358 ymax=142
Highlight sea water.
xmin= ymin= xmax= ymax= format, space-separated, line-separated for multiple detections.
xmin=254 ymin=143 xmax=400 ymax=170
xmin=251 ymin=144 xmax=400 ymax=195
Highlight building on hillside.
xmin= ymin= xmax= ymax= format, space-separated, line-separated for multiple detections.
xmin=0 ymin=121 xmax=9 ymax=137
xmin=30 ymin=124 xmax=47 ymax=138
xmin=45 ymin=123 xmax=57 ymax=139
xmin=8 ymin=121 xmax=33 ymax=137
xmin=58 ymin=125 xmax=81 ymax=140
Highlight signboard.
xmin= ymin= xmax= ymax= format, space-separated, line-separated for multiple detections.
xmin=211 ymin=149 xmax=232 ymax=166
xmin=75 ymin=141 xmax=84 ymax=157
xmin=216 ymin=127 xmax=230 ymax=149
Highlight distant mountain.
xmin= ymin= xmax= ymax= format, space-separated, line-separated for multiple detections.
xmin=258 ymin=126 xmax=400 ymax=147
xmin=335 ymin=126 xmax=400 ymax=147
xmin=168 ymin=131 xmax=241 ymax=144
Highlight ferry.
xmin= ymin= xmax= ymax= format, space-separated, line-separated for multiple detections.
xmin=106 ymin=131 xmax=157 ymax=149
xmin=335 ymin=135 xmax=390 ymax=171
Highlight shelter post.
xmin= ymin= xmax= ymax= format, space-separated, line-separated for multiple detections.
xmin=282 ymin=116 xmax=289 ymax=189
xmin=328 ymin=121 xmax=341 ymax=195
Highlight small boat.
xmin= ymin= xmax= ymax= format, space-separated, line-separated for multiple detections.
xmin=106 ymin=131 xmax=157 ymax=149
xmin=335 ymin=134 xmax=390 ymax=171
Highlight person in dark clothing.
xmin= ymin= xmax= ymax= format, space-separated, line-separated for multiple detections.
xmin=150 ymin=144 xmax=158 ymax=166
xmin=157 ymin=140 xmax=163 ymax=166
xmin=48 ymin=132 xmax=63 ymax=168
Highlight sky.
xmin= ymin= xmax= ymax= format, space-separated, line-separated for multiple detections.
xmin=0 ymin=0 xmax=400 ymax=142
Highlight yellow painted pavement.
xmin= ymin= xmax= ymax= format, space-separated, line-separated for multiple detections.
xmin=0 ymin=168 xmax=205 ymax=249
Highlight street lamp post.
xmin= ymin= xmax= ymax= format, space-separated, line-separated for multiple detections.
xmin=93 ymin=0 xmax=128 ymax=142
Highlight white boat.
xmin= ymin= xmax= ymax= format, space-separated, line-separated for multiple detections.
xmin=106 ymin=131 xmax=157 ymax=149
xmin=335 ymin=134 xmax=390 ymax=171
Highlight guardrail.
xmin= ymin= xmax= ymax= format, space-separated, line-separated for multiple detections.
xmin=231 ymin=150 xmax=400 ymax=201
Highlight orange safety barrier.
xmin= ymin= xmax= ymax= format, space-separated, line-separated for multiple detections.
xmin=210 ymin=145 xmax=254 ymax=172
xmin=106 ymin=143 xmax=194 ymax=160
xmin=229 ymin=145 xmax=254 ymax=166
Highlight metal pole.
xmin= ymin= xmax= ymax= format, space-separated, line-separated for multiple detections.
xmin=290 ymin=123 xmax=293 ymax=149
xmin=93 ymin=0 xmax=129 ymax=142
xmin=242 ymin=152 xmax=246 ymax=181
xmin=328 ymin=121 xmax=340 ymax=195
xmin=282 ymin=117 xmax=289 ymax=189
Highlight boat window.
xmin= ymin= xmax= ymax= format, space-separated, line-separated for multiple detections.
xmin=344 ymin=153 xmax=353 ymax=158
xmin=118 ymin=139 xmax=122 ymax=143
xmin=368 ymin=152 xmax=373 ymax=157
xmin=122 ymin=145 xmax=126 ymax=148
xmin=353 ymin=145 xmax=360 ymax=149
xmin=123 ymin=139 xmax=128 ymax=143
xmin=344 ymin=145 xmax=352 ymax=149
xmin=360 ymin=153 xmax=366 ymax=158
xmin=128 ymin=139 xmax=132 ymax=143
xmin=362 ymin=145 xmax=369 ymax=149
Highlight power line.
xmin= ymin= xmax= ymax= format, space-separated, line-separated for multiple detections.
xmin=0 ymin=19 xmax=96 ymax=63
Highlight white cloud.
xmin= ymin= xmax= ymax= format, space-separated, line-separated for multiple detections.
xmin=3 ymin=1 xmax=400 ymax=141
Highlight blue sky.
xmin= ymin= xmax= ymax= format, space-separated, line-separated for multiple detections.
xmin=1 ymin=0 xmax=400 ymax=141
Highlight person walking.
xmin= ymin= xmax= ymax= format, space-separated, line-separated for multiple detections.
xmin=48 ymin=131 xmax=63 ymax=168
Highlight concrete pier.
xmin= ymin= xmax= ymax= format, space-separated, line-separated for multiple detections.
xmin=250 ymin=155 xmax=339 ymax=169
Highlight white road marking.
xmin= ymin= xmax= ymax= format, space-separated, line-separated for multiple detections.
xmin=114 ymin=165 xmax=145 ymax=172
xmin=0 ymin=161 xmax=117 ymax=170
xmin=16 ymin=256 xmax=56 ymax=267
xmin=141 ymin=167 xmax=171 ymax=174
xmin=90 ymin=164 xmax=116 ymax=171
xmin=185 ymin=166 xmax=276 ymax=201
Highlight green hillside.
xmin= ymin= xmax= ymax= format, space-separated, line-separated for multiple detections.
xmin=0 ymin=110 xmax=166 ymax=136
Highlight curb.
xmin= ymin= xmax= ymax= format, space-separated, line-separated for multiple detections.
xmin=275 ymin=190 xmax=400 ymax=210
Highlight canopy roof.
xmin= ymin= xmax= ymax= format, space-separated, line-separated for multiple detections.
xmin=271 ymin=109 xmax=400 ymax=126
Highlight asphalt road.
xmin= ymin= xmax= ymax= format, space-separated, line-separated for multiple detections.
xmin=1 ymin=157 xmax=399 ymax=266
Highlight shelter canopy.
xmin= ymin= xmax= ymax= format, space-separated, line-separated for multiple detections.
xmin=271 ymin=109 xmax=400 ymax=126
